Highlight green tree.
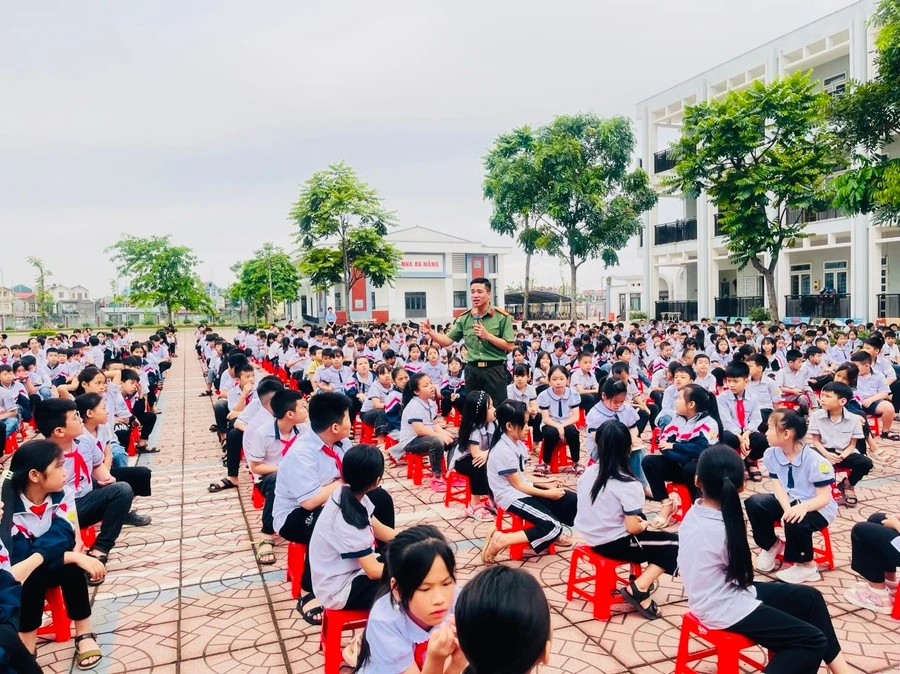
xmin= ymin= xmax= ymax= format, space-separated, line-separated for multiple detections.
xmin=26 ymin=256 xmax=53 ymax=329
xmin=666 ymin=72 xmax=842 ymax=321
xmin=291 ymin=162 xmax=402 ymax=317
xmin=106 ymin=235 xmax=213 ymax=324
xmin=831 ymin=0 xmax=900 ymax=225
xmin=516 ymin=113 xmax=657 ymax=317
xmin=232 ymin=243 xmax=300 ymax=322
xmin=484 ymin=126 xmax=557 ymax=321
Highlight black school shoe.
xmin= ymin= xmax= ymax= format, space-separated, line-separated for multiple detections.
xmin=124 ymin=510 xmax=152 ymax=527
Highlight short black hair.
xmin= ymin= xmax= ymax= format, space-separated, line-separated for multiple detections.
xmin=470 ymin=277 xmax=491 ymax=292
xmin=724 ymin=361 xmax=750 ymax=379
xmin=786 ymin=349 xmax=804 ymax=362
xmin=821 ymin=381 xmax=853 ymax=402
xmin=271 ymin=389 xmax=304 ymax=419
xmin=34 ymin=398 xmax=78 ymax=438
xmin=851 ymin=351 xmax=872 ymax=365
xmin=308 ymin=392 xmax=351 ymax=433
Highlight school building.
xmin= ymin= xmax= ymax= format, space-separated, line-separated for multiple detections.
xmin=636 ymin=0 xmax=900 ymax=323
xmin=289 ymin=226 xmax=512 ymax=324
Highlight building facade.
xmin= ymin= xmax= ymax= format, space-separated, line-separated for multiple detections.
xmin=636 ymin=0 xmax=900 ymax=323
xmin=290 ymin=226 xmax=512 ymax=324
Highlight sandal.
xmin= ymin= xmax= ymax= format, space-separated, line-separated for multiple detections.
xmin=209 ymin=424 xmax=218 ymax=432
xmin=881 ymin=431 xmax=900 ymax=442
xmin=618 ymin=580 xmax=662 ymax=620
xmin=745 ymin=460 xmax=763 ymax=483
xmin=650 ymin=501 xmax=677 ymax=529
xmin=480 ymin=525 xmax=499 ymax=564
xmin=254 ymin=539 xmax=276 ymax=565
xmin=208 ymin=478 xmax=236 ymax=493
xmin=555 ymin=533 xmax=575 ymax=548
xmin=74 ymin=632 xmax=103 ymax=670
xmin=843 ymin=484 xmax=858 ymax=506
xmin=297 ymin=593 xmax=324 ymax=626
xmin=136 ymin=445 xmax=159 ymax=453
xmin=573 ymin=462 xmax=586 ymax=476
xmin=198 ymin=391 xmax=212 ymax=397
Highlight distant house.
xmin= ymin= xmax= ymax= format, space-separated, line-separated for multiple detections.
xmin=50 ymin=284 xmax=91 ymax=302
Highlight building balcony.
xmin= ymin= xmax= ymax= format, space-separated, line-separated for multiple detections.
xmin=784 ymin=294 xmax=851 ymax=319
xmin=653 ymin=148 xmax=677 ymax=174
xmin=877 ymin=294 xmax=900 ymax=319
xmin=655 ymin=300 xmax=698 ymax=322
xmin=714 ymin=296 xmax=765 ymax=318
xmin=785 ymin=207 xmax=847 ymax=224
xmin=654 ymin=218 xmax=697 ymax=246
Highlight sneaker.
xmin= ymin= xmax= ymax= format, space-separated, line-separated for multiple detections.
xmin=755 ymin=539 xmax=784 ymax=573
xmin=430 ymin=477 xmax=446 ymax=492
xmin=465 ymin=505 xmax=493 ymax=522
xmin=125 ymin=510 xmax=152 ymax=527
xmin=843 ymin=585 xmax=894 ymax=613
xmin=776 ymin=563 xmax=821 ymax=584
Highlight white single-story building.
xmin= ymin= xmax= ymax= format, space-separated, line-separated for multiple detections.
xmin=289 ymin=226 xmax=513 ymax=324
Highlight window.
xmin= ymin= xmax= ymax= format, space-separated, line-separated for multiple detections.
xmin=452 ymin=254 xmax=467 ymax=274
xmin=823 ymin=260 xmax=848 ymax=294
xmin=453 ymin=291 xmax=468 ymax=308
xmin=371 ymin=291 xmax=376 ymax=310
xmin=405 ymin=292 xmax=427 ymax=318
xmin=334 ymin=293 xmax=342 ymax=311
xmin=300 ymin=296 xmax=308 ymax=317
xmin=629 ymin=293 xmax=641 ymax=310
xmin=659 ymin=290 xmax=669 ymax=302
xmin=823 ymin=73 xmax=846 ymax=97
xmin=489 ymin=255 xmax=498 ymax=274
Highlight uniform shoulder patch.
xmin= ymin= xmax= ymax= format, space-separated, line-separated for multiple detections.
xmin=494 ymin=308 xmax=511 ymax=317
xmin=818 ymin=461 xmax=832 ymax=474
xmin=458 ymin=309 xmax=472 ymax=318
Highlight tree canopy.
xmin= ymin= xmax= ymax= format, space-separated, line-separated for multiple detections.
xmin=26 ymin=256 xmax=52 ymax=328
xmin=290 ymin=162 xmax=402 ymax=315
xmin=229 ymin=243 xmax=300 ymax=321
xmin=666 ymin=71 xmax=843 ymax=320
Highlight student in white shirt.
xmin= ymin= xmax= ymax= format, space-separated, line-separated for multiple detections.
xmin=679 ymin=445 xmax=849 ymax=674
xmin=535 ymin=366 xmax=582 ymax=476
xmin=576 ymin=421 xmax=678 ymax=620
xmin=844 ymin=512 xmax=900 ymax=613
xmin=398 ymin=373 xmax=456 ymax=490
xmin=507 ymin=364 xmax=539 ymax=440
xmin=360 ymin=363 xmax=393 ymax=437
xmin=570 ymin=351 xmax=599 ymax=411
xmin=449 ymin=391 xmax=495 ymax=522
xmin=354 ymin=526 xmax=464 ymax=674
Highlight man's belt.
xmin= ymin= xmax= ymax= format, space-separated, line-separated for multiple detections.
xmin=473 ymin=360 xmax=505 ymax=368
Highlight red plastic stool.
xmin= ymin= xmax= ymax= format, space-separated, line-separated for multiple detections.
xmin=565 ymin=544 xmax=642 ymax=620
xmin=286 ymin=542 xmax=307 ymax=599
xmin=666 ymin=483 xmax=693 ymax=522
xmin=359 ymin=422 xmax=375 ymax=444
xmin=127 ymin=425 xmax=140 ymax=457
xmin=577 ymin=407 xmax=586 ymax=429
xmin=37 ymin=587 xmax=71 ymax=642
xmin=548 ymin=440 xmax=573 ymax=474
xmin=495 ymin=507 xmax=556 ymax=561
xmin=446 ymin=408 xmax=461 ymax=428
xmin=772 ymin=521 xmax=834 ymax=570
xmin=893 ymin=589 xmax=900 ymax=620
xmin=675 ymin=611 xmax=766 ymax=673
xmin=868 ymin=415 xmax=881 ymax=437
xmin=320 ymin=608 xmax=369 ymax=674
xmin=252 ymin=483 xmax=264 ymax=509
xmin=17 ymin=420 xmax=27 ymax=442
xmin=650 ymin=427 xmax=660 ymax=453
xmin=384 ymin=435 xmax=398 ymax=452
xmin=444 ymin=471 xmax=470 ymax=508
xmin=406 ymin=453 xmax=429 ymax=486
xmin=81 ymin=525 xmax=97 ymax=549
xmin=776 ymin=400 xmax=799 ymax=411
xmin=4 ymin=433 xmax=18 ymax=455
xmin=524 ymin=430 xmax=534 ymax=453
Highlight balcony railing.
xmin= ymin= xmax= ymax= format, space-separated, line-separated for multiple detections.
xmin=714 ymin=213 xmax=727 ymax=237
xmin=654 ymin=148 xmax=677 ymax=174
xmin=654 ymin=218 xmax=697 ymax=246
xmin=784 ymin=294 xmax=851 ymax=319
xmin=878 ymin=294 xmax=900 ymax=318
xmin=785 ymin=207 xmax=847 ymax=224
xmin=714 ymin=296 xmax=765 ymax=318
xmin=655 ymin=301 xmax=698 ymax=322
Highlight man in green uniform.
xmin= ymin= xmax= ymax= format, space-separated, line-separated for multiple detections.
xmin=423 ymin=277 xmax=515 ymax=406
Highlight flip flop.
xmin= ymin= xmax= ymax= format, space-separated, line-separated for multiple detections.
xmin=842 ymin=485 xmax=858 ymax=506
xmin=136 ymin=446 xmax=160 ymax=453
xmin=480 ymin=525 xmax=498 ymax=564
xmin=745 ymin=461 xmax=764 ymax=483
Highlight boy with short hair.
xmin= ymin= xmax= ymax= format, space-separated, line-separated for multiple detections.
xmin=718 ymin=361 xmax=769 ymax=481
xmin=570 ymin=352 xmax=599 ymax=411
xmin=0 ymin=365 xmax=21 ymax=447
xmin=774 ymin=349 xmax=813 ymax=412
xmin=692 ymin=353 xmax=717 ymax=393
xmin=808 ymin=382 xmax=873 ymax=507
xmin=747 ymin=354 xmax=777 ymax=428
xmin=656 ymin=365 xmax=694 ymax=430
xmin=851 ymin=351 xmax=898 ymax=442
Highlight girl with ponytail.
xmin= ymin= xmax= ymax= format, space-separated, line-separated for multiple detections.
xmin=678 ymin=445 xmax=851 ymax=674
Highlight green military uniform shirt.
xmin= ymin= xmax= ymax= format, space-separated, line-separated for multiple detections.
xmin=446 ymin=306 xmax=515 ymax=362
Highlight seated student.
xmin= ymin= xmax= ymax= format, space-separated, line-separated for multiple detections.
xmin=642 ymin=384 xmax=719 ymax=529
xmin=199 ymin=336 xmax=223 ymax=397
xmin=0 ymin=365 xmax=20 ymax=449
xmin=656 ymin=363 xmax=693 ymax=430
xmin=585 ymin=379 xmax=647 ymax=488
xmin=570 ymin=351 xmax=599 ymax=412
xmin=118 ymin=368 xmax=156 ymax=452
xmin=212 ymin=353 xmax=248 ymax=445
xmin=718 ymin=361 xmax=769 ymax=483
xmin=807 ymin=382 xmax=873 ymax=508
xmin=449 ymin=391 xmax=495 ymax=522
xmin=10 ymin=360 xmax=37 ymax=424
xmin=0 ymin=503 xmax=43 ymax=674
xmin=383 ymin=366 xmax=409 ymax=448
xmin=247 ymin=389 xmax=309 ymax=565
xmin=609 ymin=361 xmax=657 ymax=433
xmin=345 ymin=356 xmax=374 ymax=428
xmin=482 ymin=400 xmax=576 ymax=564
xmin=359 ymin=363 xmax=393 ymax=438
xmin=309 ymin=444 xmax=396 ymax=614
xmin=576 ymin=421 xmax=678 ymax=620
xmin=774 ymin=349 xmax=814 ymax=413
xmin=8 ymin=440 xmax=106 ymax=670
xmin=535 ymin=366 xmax=582 ymax=476
xmin=799 ymin=346 xmax=833 ymax=392
xmin=273 ymin=393 xmax=394 ymax=626
xmin=843 ymin=512 xmax=900 ymax=613
xmin=36 ymin=399 xmax=135 ymax=582
xmin=832 ymin=363 xmax=880 ymax=457
xmin=397 ymin=373 xmax=456 ymax=491
xmin=353 ymin=526 xmax=464 ymax=674
xmin=440 ymin=356 xmax=466 ymax=419
xmin=679 ymin=445 xmax=851 ymax=674
xmin=746 ymin=410 xmax=837 ymax=585
xmin=851 ymin=350 xmax=900 ymax=443
xmin=455 ymin=566 xmax=551 ymax=674
xmin=507 ymin=364 xmax=540 ymax=441
xmin=692 ymin=353 xmax=717 ymax=394
xmin=747 ymin=353 xmax=777 ymax=428
xmin=36 ymin=349 xmax=68 ymax=400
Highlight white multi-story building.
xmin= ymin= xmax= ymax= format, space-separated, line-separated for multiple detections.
xmin=637 ymin=0 xmax=900 ymax=323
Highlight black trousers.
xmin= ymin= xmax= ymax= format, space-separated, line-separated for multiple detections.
xmin=891 ymin=379 xmax=900 ymax=413
xmin=213 ymin=399 xmax=230 ymax=435
xmin=578 ymin=393 xmax=597 ymax=411
xmin=0 ymin=622 xmax=43 ymax=673
xmin=158 ymin=361 xmax=172 ymax=375
xmin=132 ymin=399 xmax=157 ymax=440
xmin=451 ymin=453 xmax=491 ymax=496
xmin=506 ymin=493 xmax=577 ymax=554
xmin=591 ymin=530 xmax=679 ymax=575
xmin=20 ymin=563 xmax=91 ymax=633
xmin=110 ymin=465 xmax=152 ymax=497
xmin=405 ymin=436 xmax=446 ymax=479
xmin=720 ymin=430 xmax=768 ymax=462
xmin=279 ymin=486 xmax=395 ymax=594
xmin=540 ymin=424 xmax=580 ymax=464
xmin=258 ymin=473 xmax=277 ymax=536
xmin=343 ymin=572 xmax=380 ymax=611
xmin=348 ymin=394 xmax=363 ymax=426
xmin=440 ymin=393 xmax=465 ymax=418
xmin=824 ymin=448 xmax=873 ymax=486
xmin=636 ymin=407 xmax=652 ymax=435
xmin=744 ymin=493 xmax=829 ymax=564
xmin=727 ymin=582 xmax=838 ymax=673
xmin=360 ymin=409 xmax=387 ymax=436
xmin=850 ymin=513 xmax=900 ymax=583
xmin=641 ymin=453 xmax=698 ymax=502
xmin=225 ymin=428 xmax=244 ymax=477
xmin=75 ymin=482 xmax=135 ymax=553
xmin=464 ymin=364 xmax=507 ymax=409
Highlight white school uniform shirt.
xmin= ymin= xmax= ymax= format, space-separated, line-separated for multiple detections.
xmin=357 ymin=589 xmax=460 ymax=674
xmin=536 ymin=387 xmax=581 ymax=426
xmin=506 ymin=382 xmax=537 ymax=406
xmin=421 ymin=361 xmax=447 ymax=385
xmin=450 ymin=422 xmax=493 ymax=471
xmin=241 ymin=405 xmax=273 ymax=452
xmin=807 ymin=409 xmax=864 ymax=452
xmin=314 ymin=365 xmax=352 ymax=393
xmin=660 ymin=384 xmax=679 ymax=416
xmin=575 ymin=464 xmax=645 ymax=547
xmin=773 ymin=367 xmax=810 ymax=401
xmin=693 ymin=373 xmax=717 ymax=394
xmin=677 ymin=501 xmax=760 ymax=630
xmin=12 ymin=490 xmax=77 ymax=542
xmin=829 ymin=344 xmax=852 ymax=365
xmin=227 ymin=382 xmax=256 ymax=411
xmin=486 ymin=433 xmax=532 ymax=511
xmin=584 ymin=400 xmax=640 ymax=461
xmin=360 ymin=380 xmax=391 ymax=414
xmin=309 ymin=491 xmax=377 ymax=610
xmin=397 ymin=396 xmax=438 ymax=452
xmin=717 ymin=390 xmax=762 ymax=435
xmin=272 ymin=431 xmax=347 ymax=534
xmin=569 ymin=369 xmax=598 ymax=393
xmin=762 ymin=444 xmax=837 ymax=524
xmin=66 ymin=430 xmax=107 ymax=499
xmin=856 ymin=370 xmax=890 ymax=399
xmin=247 ymin=421 xmax=308 ymax=477
xmin=403 ymin=359 xmax=424 ymax=374
xmin=747 ymin=376 xmax=777 ymax=410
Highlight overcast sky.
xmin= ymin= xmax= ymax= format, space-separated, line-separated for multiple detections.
xmin=0 ymin=0 xmax=858 ymax=298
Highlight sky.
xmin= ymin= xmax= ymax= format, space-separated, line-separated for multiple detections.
xmin=0 ymin=0 xmax=860 ymax=299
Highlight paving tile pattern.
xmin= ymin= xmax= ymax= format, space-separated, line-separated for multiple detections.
xmin=33 ymin=346 xmax=900 ymax=673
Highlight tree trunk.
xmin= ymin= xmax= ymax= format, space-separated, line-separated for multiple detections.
xmin=569 ymin=258 xmax=578 ymax=320
xmin=750 ymin=256 xmax=780 ymax=322
xmin=523 ymin=251 xmax=532 ymax=321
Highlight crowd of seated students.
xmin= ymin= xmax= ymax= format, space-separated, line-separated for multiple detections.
xmin=188 ymin=316 xmax=900 ymax=673
xmin=0 ymin=327 xmax=172 ymax=671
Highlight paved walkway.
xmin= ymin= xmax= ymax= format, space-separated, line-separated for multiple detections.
xmin=32 ymin=346 xmax=900 ymax=673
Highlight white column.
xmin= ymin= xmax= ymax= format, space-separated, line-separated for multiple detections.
xmin=697 ymin=192 xmax=710 ymax=319
xmin=852 ymin=214 xmax=870 ymax=319
xmin=776 ymin=251 xmax=790 ymax=319
xmin=641 ymin=107 xmax=658 ymax=318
